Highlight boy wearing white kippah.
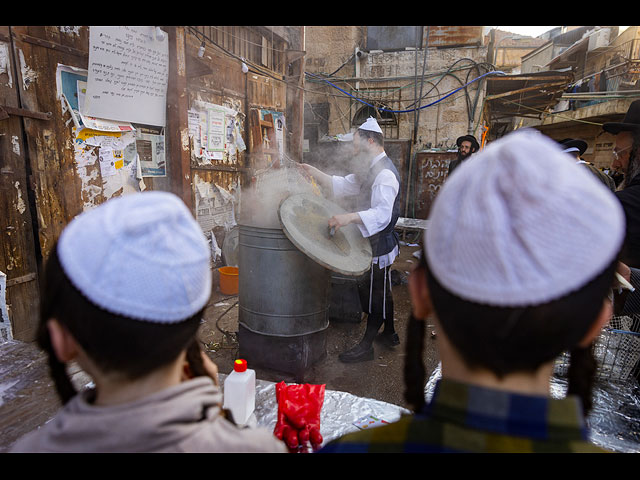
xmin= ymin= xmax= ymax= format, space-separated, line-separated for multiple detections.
xmin=10 ymin=192 xmax=286 ymax=453
xmin=320 ymin=129 xmax=623 ymax=453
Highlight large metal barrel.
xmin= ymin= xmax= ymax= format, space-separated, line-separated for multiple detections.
xmin=237 ymin=224 xmax=330 ymax=380
xmin=329 ymin=272 xmax=362 ymax=323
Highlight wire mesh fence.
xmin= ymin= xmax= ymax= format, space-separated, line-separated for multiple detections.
xmin=555 ymin=314 xmax=640 ymax=384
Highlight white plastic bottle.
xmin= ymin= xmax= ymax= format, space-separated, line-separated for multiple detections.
xmin=223 ymin=359 xmax=256 ymax=426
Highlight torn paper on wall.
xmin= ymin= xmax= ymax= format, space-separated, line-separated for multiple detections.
xmin=136 ymin=131 xmax=166 ymax=177
xmin=189 ymin=100 xmax=246 ymax=166
xmin=57 ymin=66 xmax=134 ymax=133
xmin=11 ymin=136 xmax=20 ymax=155
xmin=73 ymin=140 xmax=97 ymax=168
xmin=98 ymin=147 xmax=118 ymax=177
xmin=262 ymin=109 xmax=285 ymax=164
xmin=135 ymin=153 xmax=146 ymax=191
xmin=18 ymin=49 xmax=38 ymax=90
xmin=13 ymin=181 xmax=26 ymax=214
xmin=57 ymin=65 xmax=87 ymax=129
xmin=73 ymin=127 xmax=141 ymax=206
xmin=0 ymin=270 xmax=12 ymax=343
xmin=207 ymin=107 xmax=226 ymax=152
xmin=0 ymin=43 xmax=13 ymax=88
xmin=101 ymin=131 xmax=140 ymax=200
xmin=234 ymin=119 xmax=246 ymax=153
xmin=194 ymin=174 xmax=237 ymax=233
xmin=77 ymin=81 xmax=134 ymax=132
xmin=210 ymin=233 xmax=222 ymax=264
xmin=72 ymin=135 xmax=101 ymax=210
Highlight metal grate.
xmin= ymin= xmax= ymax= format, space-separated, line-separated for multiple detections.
xmin=555 ymin=315 xmax=640 ymax=384
xmin=351 ymin=86 xmax=401 ymax=139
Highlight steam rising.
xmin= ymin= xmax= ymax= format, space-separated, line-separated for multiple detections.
xmin=240 ymin=163 xmax=321 ymax=228
xmin=240 ymin=141 xmax=358 ymax=228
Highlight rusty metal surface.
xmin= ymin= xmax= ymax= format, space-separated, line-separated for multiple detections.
xmin=0 ymin=27 xmax=43 ymax=341
xmin=484 ymin=71 xmax=574 ymax=120
xmin=413 ymin=151 xmax=457 ymax=219
xmin=426 ymin=26 xmax=484 ymax=48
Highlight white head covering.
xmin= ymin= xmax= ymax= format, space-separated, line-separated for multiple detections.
xmin=57 ymin=191 xmax=212 ymax=323
xmin=358 ymin=116 xmax=383 ymax=134
xmin=425 ymin=129 xmax=625 ymax=307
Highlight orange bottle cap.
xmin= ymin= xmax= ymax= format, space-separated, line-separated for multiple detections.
xmin=234 ymin=359 xmax=247 ymax=372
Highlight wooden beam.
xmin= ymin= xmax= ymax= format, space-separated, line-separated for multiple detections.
xmin=488 ymin=75 xmax=572 ymax=82
xmin=165 ymin=26 xmax=192 ymax=211
xmin=485 ymin=81 xmax=569 ymax=101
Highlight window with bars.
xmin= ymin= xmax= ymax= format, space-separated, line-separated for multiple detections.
xmin=190 ymin=26 xmax=286 ymax=75
xmin=351 ymin=87 xmax=401 ymax=139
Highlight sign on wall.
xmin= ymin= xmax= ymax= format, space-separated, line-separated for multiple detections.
xmin=83 ymin=26 xmax=169 ymax=127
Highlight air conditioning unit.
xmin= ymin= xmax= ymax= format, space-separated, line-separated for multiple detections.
xmin=587 ymin=28 xmax=612 ymax=52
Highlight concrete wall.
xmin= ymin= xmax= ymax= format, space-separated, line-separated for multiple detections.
xmin=304 ymin=26 xmax=490 ymax=151
xmin=360 ymin=46 xmax=489 ymax=147
xmin=521 ymin=42 xmax=556 ymax=74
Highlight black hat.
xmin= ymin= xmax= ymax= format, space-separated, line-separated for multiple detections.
xmin=603 ymin=99 xmax=640 ymax=135
xmin=558 ymin=138 xmax=587 ymax=156
xmin=456 ymin=135 xmax=480 ymax=151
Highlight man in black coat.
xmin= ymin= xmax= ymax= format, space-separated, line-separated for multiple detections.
xmin=603 ymin=100 xmax=640 ymax=268
xmin=447 ymin=135 xmax=480 ymax=176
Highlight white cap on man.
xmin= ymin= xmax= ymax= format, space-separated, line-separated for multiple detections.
xmin=358 ymin=116 xmax=383 ymax=134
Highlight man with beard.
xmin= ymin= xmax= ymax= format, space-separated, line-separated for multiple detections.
xmin=300 ymin=117 xmax=401 ymax=363
xmin=603 ymin=99 xmax=640 ymax=268
xmin=447 ymin=135 xmax=480 ymax=176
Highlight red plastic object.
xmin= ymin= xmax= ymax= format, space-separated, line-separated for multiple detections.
xmin=233 ymin=359 xmax=247 ymax=372
xmin=274 ymin=381 xmax=326 ymax=452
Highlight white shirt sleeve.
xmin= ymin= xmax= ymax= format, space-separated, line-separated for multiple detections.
xmin=331 ymin=174 xmax=361 ymax=197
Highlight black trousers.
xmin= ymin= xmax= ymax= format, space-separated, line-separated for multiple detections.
xmin=356 ymin=263 xmax=395 ymax=346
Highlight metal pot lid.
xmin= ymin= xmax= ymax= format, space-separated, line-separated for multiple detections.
xmin=278 ymin=193 xmax=372 ymax=276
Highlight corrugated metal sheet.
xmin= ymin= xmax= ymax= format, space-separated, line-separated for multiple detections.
xmin=426 ymin=26 xmax=484 ymax=48
xmin=484 ymin=71 xmax=574 ymax=120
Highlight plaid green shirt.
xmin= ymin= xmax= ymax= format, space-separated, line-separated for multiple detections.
xmin=319 ymin=378 xmax=609 ymax=453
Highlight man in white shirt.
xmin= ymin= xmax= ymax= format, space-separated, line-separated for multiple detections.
xmin=301 ymin=117 xmax=401 ymax=363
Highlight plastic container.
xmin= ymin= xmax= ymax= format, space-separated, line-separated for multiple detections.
xmin=223 ymin=359 xmax=255 ymax=425
xmin=219 ymin=266 xmax=239 ymax=295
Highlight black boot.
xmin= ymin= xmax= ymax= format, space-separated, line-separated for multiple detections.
xmin=375 ymin=331 xmax=400 ymax=348
xmin=338 ymin=341 xmax=374 ymax=363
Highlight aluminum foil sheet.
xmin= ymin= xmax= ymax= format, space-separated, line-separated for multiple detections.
xmin=252 ymin=378 xmax=410 ymax=447
xmin=424 ymin=363 xmax=640 ymax=453
xmin=219 ymin=374 xmax=410 ymax=448
xmin=226 ymin=360 xmax=640 ymax=452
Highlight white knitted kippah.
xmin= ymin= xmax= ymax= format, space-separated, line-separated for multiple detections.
xmin=359 ymin=116 xmax=383 ymax=134
xmin=425 ymin=129 xmax=625 ymax=307
xmin=57 ymin=191 xmax=212 ymax=323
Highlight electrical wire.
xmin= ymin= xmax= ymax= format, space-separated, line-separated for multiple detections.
xmin=326 ymin=52 xmax=357 ymax=77
xmin=187 ymin=26 xmax=503 ymax=121
xmin=309 ymin=58 xmax=498 ymax=118
xmin=305 ymin=70 xmax=505 ymax=114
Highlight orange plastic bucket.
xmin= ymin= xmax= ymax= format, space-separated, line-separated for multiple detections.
xmin=219 ymin=266 xmax=239 ymax=295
